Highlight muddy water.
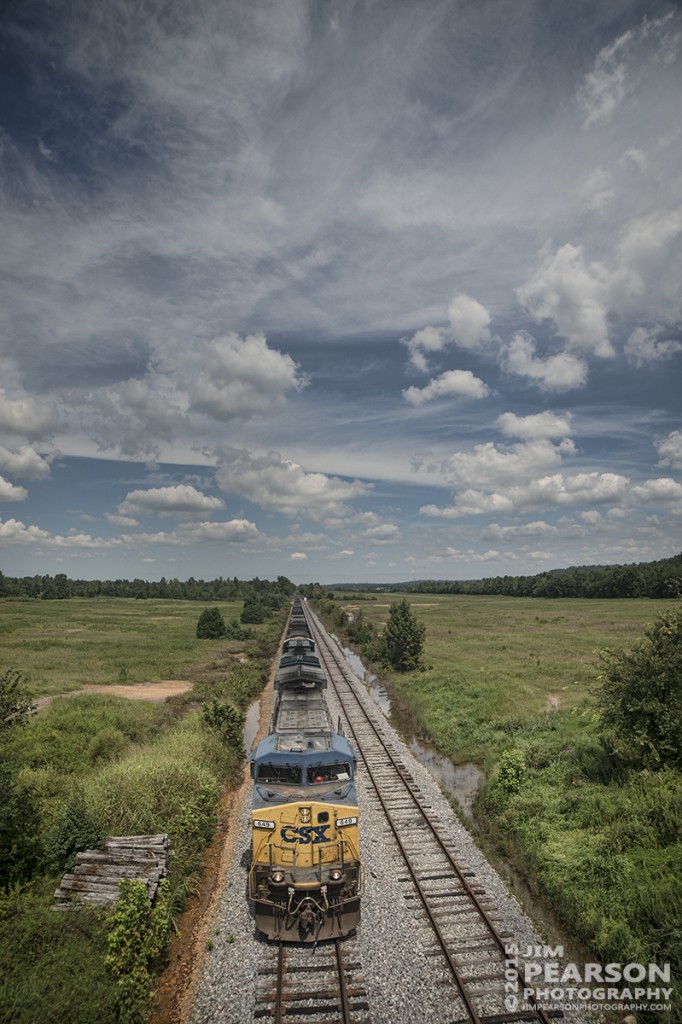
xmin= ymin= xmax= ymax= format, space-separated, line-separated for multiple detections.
xmin=340 ymin=644 xmax=484 ymax=822
xmin=340 ymin=642 xmax=585 ymax=955
xmin=243 ymin=698 xmax=261 ymax=753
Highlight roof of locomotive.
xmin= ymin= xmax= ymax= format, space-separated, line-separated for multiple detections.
xmin=251 ymin=731 xmax=358 ymax=808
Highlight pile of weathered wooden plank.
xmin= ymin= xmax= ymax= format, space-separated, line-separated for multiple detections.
xmin=52 ymin=834 xmax=169 ymax=910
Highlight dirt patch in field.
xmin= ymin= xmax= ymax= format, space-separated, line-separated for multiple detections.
xmin=34 ymin=680 xmax=192 ymax=712
xmin=546 ymin=693 xmax=561 ymax=711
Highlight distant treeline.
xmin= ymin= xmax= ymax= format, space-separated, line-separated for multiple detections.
xmin=330 ymin=552 xmax=682 ymax=600
xmin=0 ymin=572 xmax=297 ymax=603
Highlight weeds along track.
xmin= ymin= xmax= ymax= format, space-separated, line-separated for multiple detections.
xmin=255 ymin=936 xmax=370 ymax=1024
xmin=305 ymin=606 xmax=559 ymax=1024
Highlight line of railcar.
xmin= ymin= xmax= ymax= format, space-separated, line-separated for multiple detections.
xmin=248 ymin=597 xmax=363 ymax=942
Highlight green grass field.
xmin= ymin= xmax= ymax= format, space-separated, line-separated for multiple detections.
xmin=326 ymin=593 xmax=682 ymax=1021
xmin=0 ymin=597 xmax=247 ymax=696
xmin=0 ymin=596 xmax=282 ymax=1024
xmin=339 ymin=594 xmax=676 ymax=762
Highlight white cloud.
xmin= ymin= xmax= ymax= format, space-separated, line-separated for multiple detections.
xmin=119 ymin=485 xmax=224 ymax=517
xmin=483 ymin=520 xmax=558 ymax=540
xmin=421 ymin=469 xmax=682 ymax=521
xmin=446 ymin=293 xmax=493 ymax=350
xmin=105 ymin=513 xmax=139 ymax=528
xmin=0 ymin=390 xmax=60 ymax=440
xmin=361 ymin=523 xmax=400 ymax=544
xmin=0 ymin=476 xmax=28 ymax=502
xmin=0 ymin=518 xmax=123 ymax=548
xmin=516 ymin=244 xmax=613 ymax=356
xmin=441 ymin=438 xmax=575 ymax=488
xmin=125 ymin=519 xmax=260 ymax=545
xmin=0 ymin=445 xmax=52 ymax=479
xmin=188 ymin=332 xmax=307 ymax=421
xmin=403 ymin=292 xmax=494 ymax=371
xmin=214 ymin=445 xmax=371 ymax=517
xmin=502 ymin=332 xmax=587 ymax=390
xmin=290 ymin=551 xmax=307 ymax=560
xmin=403 ymin=369 xmax=489 ymax=405
xmin=496 ymin=411 xmax=573 ymax=439
xmin=656 ymin=431 xmax=682 ymax=470
xmin=403 ymin=326 xmax=447 ymax=372
xmin=631 ymin=478 xmax=682 ymax=503
xmin=624 ymin=325 xmax=682 ymax=366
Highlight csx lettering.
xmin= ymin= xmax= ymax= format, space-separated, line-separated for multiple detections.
xmin=281 ymin=825 xmax=330 ymax=844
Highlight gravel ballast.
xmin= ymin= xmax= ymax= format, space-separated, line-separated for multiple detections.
xmin=188 ymin=633 xmax=600 ymax=1024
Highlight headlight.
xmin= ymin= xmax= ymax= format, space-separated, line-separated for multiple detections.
xmin=328 ymin=869 xmax=343 ymax=883
xmin=270 ymin=870 xmax=286 ymax=885
xmin=253 ymin=819 xmax=275 ymax=829
xmin=299 ymin=806 xmax=311 ymax=823
xmin=336 ymin=816 xmax=357 ymax=827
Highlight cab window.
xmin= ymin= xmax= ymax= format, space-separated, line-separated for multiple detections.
xmin=257 ymin=763 xmax=301 ymax=784
xmin=307 ymin=763 xmax=352 ymax=784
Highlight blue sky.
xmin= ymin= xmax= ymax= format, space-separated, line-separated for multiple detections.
xmin=0 ymin=0 xmax=680 ymax=584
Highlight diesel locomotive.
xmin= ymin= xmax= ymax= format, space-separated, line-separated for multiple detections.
xmin=248 ymin=598 xmax=363 ymax=941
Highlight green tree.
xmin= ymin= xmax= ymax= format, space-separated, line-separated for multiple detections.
xmin=0 ymin=670 xmax=40 ymax=886
xmin=595 ymin=609 xmax=682 ymax=769
xmin=0 ymin=668 xmax=35 ymax=733
xmin=383 ymin=599 xmax=426 ymax=672
xmin=196 ymin=607 xmax=226 ymax=639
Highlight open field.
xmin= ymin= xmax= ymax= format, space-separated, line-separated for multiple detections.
xmin=0 ymin=596 xmax=282 ymax=1024
xmin=324 ymin=593 xmax=682 ymax=1020
xmin=337 ymin=593 xmax=677 ymax=762
xmin=0 ymin=597 xmax=246 ymax=697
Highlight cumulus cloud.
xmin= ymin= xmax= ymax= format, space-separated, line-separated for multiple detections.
xmin=496 ymin=411 xmax=573 ymax=439
xmin=441 ymin=438 xmax=575 ymax=488
xmin=624 ymin=325 xmax=682 ymax=366
xmin=446 ymin=293 xmax=493 ymax=350
xmin=0 ymin=445 xmax=52 ymax=479
xmin=188 ymin=332 xmax=307 ymax=421
xmin=403 ymin=292 xmax=494 ymax=371
xmin=501 ymin=333 xmax=587 ymax=390
xmin=656 ymin=431 xmax=682 ymax=470
xmin=420 ymin=470 xmax=682 ymax=519
xmin=214 ymin=445 xmax=371 ymax=517
xmin=0 ymin=518 xmax=123 ymax=547
xmin=119 ymin=484 xmax=224 ymax=517
xmin=516 ymin=244 xmax=613 ymax=356
xmin=403 ymin=370 xmax=489 ymax=405
xmin=0 ymin=390 xmax=60 ymax=440
xmin=124 ymin=520 xmax=260 ymax=545
xmin=0 ymin=476 xmax=28 ymax=501
xmin=290 ymin=551 xmax=307 ymax=560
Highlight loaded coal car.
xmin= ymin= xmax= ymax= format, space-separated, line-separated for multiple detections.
xmin=248 ymin=720 xmax=362 ymax=941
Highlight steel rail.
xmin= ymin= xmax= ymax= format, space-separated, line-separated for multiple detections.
xmin=304 ymin=605 xmax=555 ymax=1024
xmin=264 ymin=938 xmax=357 ymax=1024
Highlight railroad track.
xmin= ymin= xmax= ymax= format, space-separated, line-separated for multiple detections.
xmin=304 ymin=605 xmax=561 ymax=1024
xmin=254 ymin=936 xmax=370 ymax=1023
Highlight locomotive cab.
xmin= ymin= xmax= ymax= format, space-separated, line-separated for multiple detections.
xmin=249 ymin=731 xmax=362 ymax=942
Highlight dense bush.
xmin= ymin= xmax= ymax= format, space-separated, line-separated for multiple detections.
xmin=196 ymin=606 xmax=226 ymax=639
xmin=383 ymin=599 xmax=426 ymax=672
xmin=594 ymin=609 xmax=682 ymax=770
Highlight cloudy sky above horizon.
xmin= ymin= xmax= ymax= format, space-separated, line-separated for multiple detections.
xmin=1 ymin=0 xmax=680 ymax=584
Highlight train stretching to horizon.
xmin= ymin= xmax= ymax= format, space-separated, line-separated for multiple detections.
xmin=248 ymin=597 xmax=363 ymax=942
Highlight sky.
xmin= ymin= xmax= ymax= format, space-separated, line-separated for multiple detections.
xmin=0 ymin=0 xmax=681 ymax=585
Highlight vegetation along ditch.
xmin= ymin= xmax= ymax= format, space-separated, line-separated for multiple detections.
xmin=313 ymin=584 xmax=682 ymax=1021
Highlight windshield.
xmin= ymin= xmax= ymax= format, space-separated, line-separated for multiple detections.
xmin=307 ymin=762 xmax=352 ymax=785
xmin=257 ymin=763 xmax=302 ymax=785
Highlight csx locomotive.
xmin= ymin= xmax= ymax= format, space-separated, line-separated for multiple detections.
xmin=248 ymin=599 xmax=363 ymax=941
